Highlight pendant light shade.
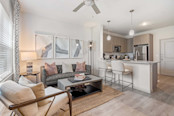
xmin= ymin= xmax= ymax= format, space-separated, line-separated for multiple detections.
xmin=129 ymin=10 xmax=135 ymax=36
xmin=129 ymin=29 xmax=135 ymax=36
xmin=107 ymin=35 xmax=111 ymax=41
xmin=107 ymin=20 xmax=111 ymax=41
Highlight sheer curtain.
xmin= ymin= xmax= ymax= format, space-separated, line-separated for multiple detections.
xmin=13 ymin=0 xmax=20 ymax=82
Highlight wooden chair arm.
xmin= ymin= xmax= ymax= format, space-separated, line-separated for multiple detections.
xmin=9 ymin=90 xmax=72 ymax=110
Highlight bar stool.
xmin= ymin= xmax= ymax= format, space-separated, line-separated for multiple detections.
xmin=111 ymin=61 xmax=133 ymax=91
xmin=98 ymin=61 xmax=113 ymax=84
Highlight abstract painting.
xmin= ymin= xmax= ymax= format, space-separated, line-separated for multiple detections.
xmin=55 ymin=36 xmax=69 ymax=58
xmin=35 ymin=34 xmax=53 ymax=59
xmin=70 ymin=39 xmax=83 ymax=58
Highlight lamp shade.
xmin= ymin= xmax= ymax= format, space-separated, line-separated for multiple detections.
xmin=20 ymin=51 xmax=37 ymax=61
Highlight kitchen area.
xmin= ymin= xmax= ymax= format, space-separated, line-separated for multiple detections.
xmin=103 ymin=33 xmax=153 ymax=61
xmin=99 ymin=32 xmax=158 ymax=93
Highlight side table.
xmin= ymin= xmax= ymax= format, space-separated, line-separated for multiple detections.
xmin=20 ymin=71 xmax=40 ymax=83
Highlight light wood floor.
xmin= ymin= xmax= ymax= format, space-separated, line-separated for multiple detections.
xmin=78 ymin=75 xmax=174 ymax=116
xmin=1 ymin=75 xmax=174 ymax=116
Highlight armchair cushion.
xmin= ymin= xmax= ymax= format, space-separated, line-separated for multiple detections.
xmin=0 ymin=80 xmax=38 ymax=116
xmin=36 ymin=87 xmax=69 ymax=116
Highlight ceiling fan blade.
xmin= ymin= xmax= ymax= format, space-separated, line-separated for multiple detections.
xmin=73 ymin=2 xmax=85 ymax=12
xmin=92 ymin=3 xmax=101 ymax=14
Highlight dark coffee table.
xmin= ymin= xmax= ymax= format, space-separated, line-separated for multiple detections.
xmin=57 ymin=75 xmax=103 ymax=99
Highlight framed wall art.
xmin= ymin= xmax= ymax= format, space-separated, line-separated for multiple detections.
xmin=70 ymin=39 xmax=83 ymax=58
xmin=35 ymin=34 xmax=54 ymax=59
xmin=54 ymin=36 xmax=69 ymax=58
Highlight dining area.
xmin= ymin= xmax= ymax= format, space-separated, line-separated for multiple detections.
xmin=98 ymin=60 xmax=158 ymax=93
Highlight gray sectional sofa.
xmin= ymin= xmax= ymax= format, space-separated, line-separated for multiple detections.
xmin=41 ymin=64 xmax=91 ymax=86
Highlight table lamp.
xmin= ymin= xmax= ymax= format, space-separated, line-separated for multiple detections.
xmin=20 ymin=51 xmax=37 ymax=74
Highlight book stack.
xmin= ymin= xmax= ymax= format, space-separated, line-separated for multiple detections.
xmin=74 ymin=73 xmax=86 ymax=81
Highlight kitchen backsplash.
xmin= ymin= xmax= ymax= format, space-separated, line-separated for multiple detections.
xmin=103 ymin=52 xmax=134 ymax=60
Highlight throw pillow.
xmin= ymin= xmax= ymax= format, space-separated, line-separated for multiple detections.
xmin=45 ymin=62 xmax=58 ymax=76
xmin=76 ymin=62 xmax=86 ymax=72
xmin=30 ymin=82 xmax=51 ymax=107
xmin=18 ymin=76 xmax=36 ymax=87
xmin=0 ymin=80 xmax=38 ymax=116
xmin=62 ymin=63 xmax=73 ymax=73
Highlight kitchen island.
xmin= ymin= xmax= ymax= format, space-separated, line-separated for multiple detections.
xmin=99 ymin=60 xmax=158 ymax=93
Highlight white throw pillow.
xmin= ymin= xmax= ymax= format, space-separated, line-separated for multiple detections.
xmin=18 ymin=76 xmax=36 ymax=87
xmin=0 ymin=80 xmax=38 ymax=116
xmin=62 ymin=63 xmax=73 ymax=73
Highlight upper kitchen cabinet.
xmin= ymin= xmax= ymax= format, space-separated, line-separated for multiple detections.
xmin=127 ymin=38 xmax=133 ymax=53
xmin=133 ymin=34 xmax=153 ymax=45
xmin=113 ymin=36 xmax=127 ymax=53
xmin=133 ymin=34 xmax=153 ymax=61
xmin=103 ymin=33 xmax=127 ymax=53
xmin=103 ymin=33 xmax=113 ymax=53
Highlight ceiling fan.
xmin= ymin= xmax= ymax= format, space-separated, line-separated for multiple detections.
xmin=73 ymin=0 xmax=101 ymax=14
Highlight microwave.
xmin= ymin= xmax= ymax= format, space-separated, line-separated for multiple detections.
xmin=113 ymin=46 xmax=121 ymax=52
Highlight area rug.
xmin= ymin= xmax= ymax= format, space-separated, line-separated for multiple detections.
xmin=71 ymin=85 xmax=123 ymax=116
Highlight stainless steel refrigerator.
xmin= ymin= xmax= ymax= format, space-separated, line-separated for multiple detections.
xmin=133 ymin=45 xmax=149 ymax=61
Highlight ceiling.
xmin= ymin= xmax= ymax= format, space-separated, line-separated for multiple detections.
xmin=19 ymin=0 xmax=174 ymax=36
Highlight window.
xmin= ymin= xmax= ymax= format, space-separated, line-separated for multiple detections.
xmin=0 ymin=3 xmax=13 ymax=81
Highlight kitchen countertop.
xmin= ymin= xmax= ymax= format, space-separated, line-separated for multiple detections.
xmin=104 ymin=59 xmax=159 ymax=64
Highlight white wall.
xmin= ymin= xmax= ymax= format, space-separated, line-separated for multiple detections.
xmin=135 ymin=25 xmax=174 ymax=73
xmin=20 ymin=13 xmax=92 ymax=73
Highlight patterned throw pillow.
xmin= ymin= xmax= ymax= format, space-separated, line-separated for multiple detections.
xmin=45 ymin=62 xmax=58 ymax=76
xmin=76 ymin=62 xmax=86 ymax=72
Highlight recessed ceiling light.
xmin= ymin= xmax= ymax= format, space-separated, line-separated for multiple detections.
xmin=142 ymin=22 xmax=148 ymax=26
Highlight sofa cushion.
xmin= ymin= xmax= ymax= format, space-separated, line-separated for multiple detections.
xmin=0 ymin=80 xmax=38 ymax=116
xmin=46 ymin=73 xmax=75 ymax=82
xmin=46 ymin=71 xmax=90 ymax=82
xmin=75 ymin=71 xmax=90 ymax=75
xmin=57 ymin=65 xmax=62 ymax=73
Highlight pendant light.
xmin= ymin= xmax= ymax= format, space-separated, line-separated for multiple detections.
xmin=107 ymin=20 xmax=111 ymax=41
xmin=129 ymin=9 xmax=135 ymax=36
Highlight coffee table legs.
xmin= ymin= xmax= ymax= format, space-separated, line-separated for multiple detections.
xmin=90 ymin=80 xmax=103 ymax=92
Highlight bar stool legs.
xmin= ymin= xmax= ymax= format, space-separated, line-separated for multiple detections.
xmin=121 ymin=74 xmax=123 ymax=92
xmin=104 ymin=69 xmax=106 ymax=84
xmin=112 ymin=73 xmax=134 ymax=92
xmin=131 ymin=72 xmax=134 ymax=91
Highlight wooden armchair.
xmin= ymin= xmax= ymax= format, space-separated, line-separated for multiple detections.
xmin=0 ymin=81 xmax=72 ymax=116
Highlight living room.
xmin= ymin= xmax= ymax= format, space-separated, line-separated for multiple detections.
xmin=0 ymin=0 xmax=174 ymax=116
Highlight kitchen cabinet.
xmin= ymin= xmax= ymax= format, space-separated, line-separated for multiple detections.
xmin=103 ymin=34 xmax=113 ymax=53
xmin=113 ymin=37 xmax=127 ymax=53
xmin=133 ymin=34 xmax=153 ymax=61
xmin=127 ymin=38 xmax=133 ymax=53
xmin=103 ymin=33 xmax=127 ymax=53
xmin=133 ymin=34 xmax=153 ymax=45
